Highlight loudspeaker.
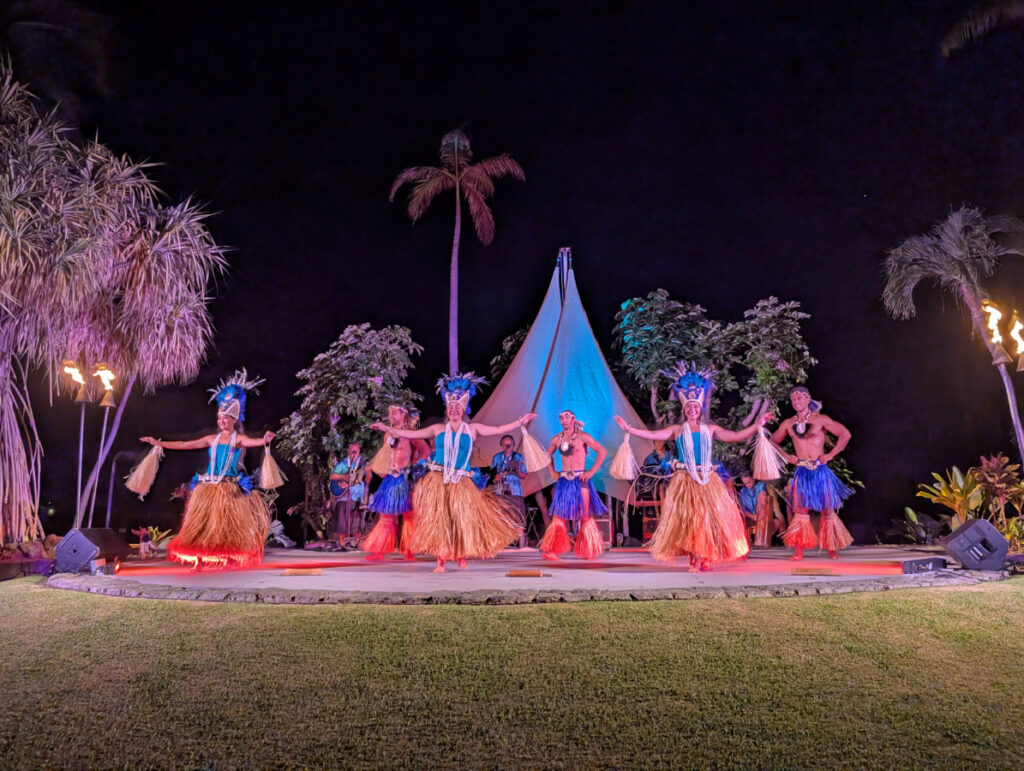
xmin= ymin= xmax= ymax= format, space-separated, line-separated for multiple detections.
xmin=940 ymin=518 xmax=1008 ymax=571
xmin=55 ymin=528 xmax=131 ymax=573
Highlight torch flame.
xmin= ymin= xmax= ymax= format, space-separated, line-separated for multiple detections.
xmin=62 ymin=361 xmax=85 ymax=386
xmin=93 ymin=364 xmax=116 ymax=391
xmin=983 ymin=302 xmax=1003 ymax=345
xmin=1012 ymin=317 xmax=1024 ymax=356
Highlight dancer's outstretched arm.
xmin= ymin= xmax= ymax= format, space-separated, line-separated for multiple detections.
xmin=473 ymin=413 xmax=537 ymax=437
xmin=612 ymin=416 xmax=675 ymax=441
xmin=237 ymin=431 xmax=275 ymax=448
xmin=141 ymin=435 xmax=214 ymax=450
xmin=711 ymin=413 xmax=772 ymax=444
xmin=369 ymin=422 xmax=441 ymax=441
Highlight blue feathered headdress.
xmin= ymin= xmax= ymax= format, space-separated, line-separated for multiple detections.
xmin=208 ymin=368 xmax=265 ymax=422
xmin=436 ymin=372 xmax=488 ymax=415
xmin=661 ymin=361 xmax=715 ymax=412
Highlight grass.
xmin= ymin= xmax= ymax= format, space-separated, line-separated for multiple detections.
xmin=1 ymin=577 xmax=1024 ymax=769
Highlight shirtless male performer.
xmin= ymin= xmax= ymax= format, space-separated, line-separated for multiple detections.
xmin=537 ymin=409 xmax=608 ymax=560
xmin=361 ymin=404 xmax=430 ymax=560
xmin=770 ymin=386 xmax=854 ymax=560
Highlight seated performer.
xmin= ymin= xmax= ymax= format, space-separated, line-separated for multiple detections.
xmin=771 ymin=386 xmax=854 ymax=560
xmin=738 ymin=471 xmax=774 ymax=547
xmin=370 ymin=373 xmax=535 ymax=573
xmin=614 ymin=364 xmax=769 ymax=572
xmin=330 ymin=442 xmax=370 ymax=548
xmin=362 ymin=404 xmax=429 ymax=560
xmin=538 ymin=410 xmax=608 ymax=560
xmin=492 ymin=435 xmax=528 ymax=547
xmin=141 ymin=370 xmax=273 ymax=569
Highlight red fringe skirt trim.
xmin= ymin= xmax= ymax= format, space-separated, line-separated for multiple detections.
xmin=819 ymin=513 xmax=854 ymax=551
xmin=648 ymin=471 xmax=750 ymax=563
xmin=410 ymin=472 xmax=521 ymax=560
xmin=539 ymin=517 xmax=571 ymax=555
xmin=361 ymin=515 xmax=398 ymax=555
xmin=782 ymin=513 xmax=818 ymax=549
xmin=168 ymin=481 xmax=270 ymax=568
xmin=574 ymin=517 xmax=604 ymax=560
xmin=398 ymin=512 xmax=416 ymax=556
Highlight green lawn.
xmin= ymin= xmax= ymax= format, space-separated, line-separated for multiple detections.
xmin=1 ymin=577 xmax=1023 ymax=769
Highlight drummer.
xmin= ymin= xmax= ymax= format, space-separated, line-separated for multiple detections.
xmin=491 ymin=434 xmax=528 ymax=546
xmin=329 ymin=442 xmax=370 ymax=548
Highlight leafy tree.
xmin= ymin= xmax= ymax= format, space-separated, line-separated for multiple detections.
xmin=0 ymin=67 xmax=225 ymax=544
xmin=489 ymin=325 xmax=529 ymax=381
xmin=613 ymin=290 xmax=740 ymax=425
xmin=390 ymin=129 xmax=524 ymax=373
xmin=275 ymin=324 xmax=423 ymax=536
xmin=883 ymin=206 xmax=1024 ymax=460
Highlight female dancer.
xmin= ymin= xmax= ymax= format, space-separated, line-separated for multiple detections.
xmin=140 ymin=371 xmax=273 ymax=568
xmin=371 ymin=373 xmax=535 ymax=573
xmin=614 ymin=364 xmax=771 ymax=572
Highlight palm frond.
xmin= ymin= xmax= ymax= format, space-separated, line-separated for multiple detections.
xmin=941 ymin=0 xmax=1024 ymax=57
xmin=472 ymin=154 xmax=526 ymax=183
xmin=389 ymin=165 xmax=448 ymax=202
xmin=406 ymin=171 xmax=455 ymax=221
xmin=462 ymin=184 xmax=496 ymax=244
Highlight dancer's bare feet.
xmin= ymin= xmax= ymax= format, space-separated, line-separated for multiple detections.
xmin=457 ymin=558 xmax=468 ymax=570
xmin=403 ymin=552 xmax=416 ymax=561
xmin=365 ymin=553 xmax=383 ymax=562
xmin=542 ymin=552 xmax=559 ymax=561
xmin=827 ymin=550 xmax=839 ymax=560
xmin=789 ymin=546 xmax=804 ymax=561
xmin=432 ymin=559 xmax=446 ymax=574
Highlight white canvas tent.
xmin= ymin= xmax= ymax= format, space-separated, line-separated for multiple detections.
xmin=473 ymin=254 xmax=652 ymax=502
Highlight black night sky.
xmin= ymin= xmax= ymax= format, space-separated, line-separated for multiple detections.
xmin=24 ymin=1 xmax=1024 ymax=541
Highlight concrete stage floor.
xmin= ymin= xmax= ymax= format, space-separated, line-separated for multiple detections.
xmin=45 ymin=545 xmax=1008 ymax=604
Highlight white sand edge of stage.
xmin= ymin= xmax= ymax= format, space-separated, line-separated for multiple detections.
xmin=43 ymin=546 xmax=1011 ymax=605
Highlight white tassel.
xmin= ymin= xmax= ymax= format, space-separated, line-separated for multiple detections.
xmin=124 ymin=445 xmax=164 ymax=499
xmin=260 ymin=446 xmax=288 ymax=489
xmin=752 ymin=427 xmax=785 ymax=481
xmin=609 ymin=433 xmax=639 ymax=481
xmin=520 ymin=426 xmax=550 ymax=473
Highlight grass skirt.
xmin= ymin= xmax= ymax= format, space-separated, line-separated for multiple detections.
xmin=791 ymin=464 xmax=853 ymax=512
xmin=550 ymin=477 xmax=608 ymax=521
xmin=168 ymin=480 xmax=270 ymax=567
xmin=648 ymin=471 xmax=750 ymax=563
xmin=368 ymin=472 xmax=413 ymax=516
xmin=410 ymin=472 xmax=521 ymax=560
xmin=362 ymin=515 xmax=398 ymax=554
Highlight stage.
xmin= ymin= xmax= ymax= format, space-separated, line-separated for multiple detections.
xmin=44 ymin=545 xmax=1008 ymax=604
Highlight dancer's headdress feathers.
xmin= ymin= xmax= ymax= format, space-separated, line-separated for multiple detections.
xmin=209 ymin=368 xmax=264 ymax=421
xmin=661 ymin=362 xmax=715 ymax=411
xmin=436 ymin=372 xmax=487 ymax=414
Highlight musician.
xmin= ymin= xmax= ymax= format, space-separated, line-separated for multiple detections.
xmin=491 ymin=434 xmax=528 ymax=546
xmin=330 ymin=442 xmax=370 ymax=548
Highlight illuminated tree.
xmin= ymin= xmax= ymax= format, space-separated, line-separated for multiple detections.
xmin=0 ymin=68 xmax=226 ymax=543
xmin=390 ymin=129 xmax=524 ymax=373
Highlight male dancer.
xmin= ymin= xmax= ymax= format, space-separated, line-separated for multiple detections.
xmin=362 ymin=404 xmax=430 ymax=560
xmin=771 ymin=386 xmax=854 ymax=559
xmin=538 ymin=410 xmax=608 ymax=560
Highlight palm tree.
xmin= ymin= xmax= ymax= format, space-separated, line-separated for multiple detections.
xmin=0 ymin=66 xmax=226 ymax=543
xmin=390 ymin=129 xmax=524 ymax=373
xmin=883 ymin=206 xmax=1024 ymax=459
xmin=941 ymin=1 xmax=1024 ymax=58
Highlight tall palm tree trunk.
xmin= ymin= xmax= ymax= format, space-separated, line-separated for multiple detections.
xmin=964 ymin=287 xmax=1024 ymax=462
xmin=450 ymin=176 xmax=461 ymax=374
